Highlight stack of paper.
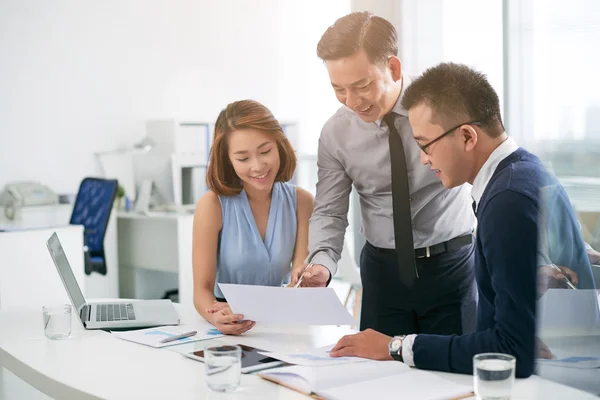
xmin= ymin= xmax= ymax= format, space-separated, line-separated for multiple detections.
xmin=111 ymin=324 xmax=223 ymax=348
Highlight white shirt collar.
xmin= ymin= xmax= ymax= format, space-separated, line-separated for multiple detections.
xmin=471 ymin=136 xmax=520 ymax=210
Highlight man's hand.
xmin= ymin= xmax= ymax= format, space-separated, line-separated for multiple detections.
xmin=536 ymin=337 xmax=555 ymax=359
xmin=207 ymin=301 xmax=255 ymax=335
xmin=329 ymin=329 xmax=393 ymax=360
xmin=290 ymin=263 xmax=331 ymax=287
xmin=537 ymin=264 xmax=578 ymax=295
xmin=587 ymin=246 xmax=600 ymax=265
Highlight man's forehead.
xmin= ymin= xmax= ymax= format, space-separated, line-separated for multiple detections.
xmin=409 ymin=104 xmax=442 ymax=140
xmin=408 ymin=103 xmax=435 ymax=124
xmin=326 ymin=53 xmax=376 ymax=86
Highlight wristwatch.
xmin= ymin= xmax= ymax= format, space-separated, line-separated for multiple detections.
xmin=388 ymin=335 xmax=406 ymax=362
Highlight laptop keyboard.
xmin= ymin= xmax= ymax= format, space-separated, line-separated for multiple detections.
xmin=96 ymin=303 xmax=136 ymax=322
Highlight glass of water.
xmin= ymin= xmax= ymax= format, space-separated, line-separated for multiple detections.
xmin=42 ymin=304 xmax=72 ymax=340
xmin=474 ymin=353 xmax=516 ymax=400
xmin=204 ymin=344 xmax=242 ymax=392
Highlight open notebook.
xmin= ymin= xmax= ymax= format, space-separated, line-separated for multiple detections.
xmin=258 ymin=361 xmax=473 ymax=400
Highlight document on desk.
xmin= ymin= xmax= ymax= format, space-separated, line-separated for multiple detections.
xmin=257 ymin=349 xmax=371 ymax=367
xmin=537 ymin=356 xmax=600 ymax=369
xmin=111 ymin=324 xmax=223 ymax=348
xmin=258 ymin=362 xmax=473 ymax=400
xmin=217 ymin=284 xmax=354 ymax=325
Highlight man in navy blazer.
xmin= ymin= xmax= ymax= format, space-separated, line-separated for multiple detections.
xmin=330 ymin=62 xmax=591 ymax=378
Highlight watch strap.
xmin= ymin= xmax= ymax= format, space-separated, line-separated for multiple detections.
xmin=391 ymin=348 xmax=404 ymax=362
xmin=389 ymin=336 xmax=405 ymax=362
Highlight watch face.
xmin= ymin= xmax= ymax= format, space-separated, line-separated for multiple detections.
xmin=390 ymin=339 xmax=402 ymax=352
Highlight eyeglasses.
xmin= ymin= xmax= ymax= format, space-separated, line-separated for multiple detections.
xmin=417 ymin=120 xmax=483 ymax=155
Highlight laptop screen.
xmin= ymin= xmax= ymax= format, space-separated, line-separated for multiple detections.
xmin=46 ymin=232 xmax=86 ymax=313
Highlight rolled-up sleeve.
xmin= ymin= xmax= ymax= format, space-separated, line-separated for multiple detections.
xmin=305 ymin=133 xmax=353 ymax=277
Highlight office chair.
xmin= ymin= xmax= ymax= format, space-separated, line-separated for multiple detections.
xmin=70 ymin=177 xmax=118 ymax=275
xmin=162 ymin=288 xmax=179 ymax=303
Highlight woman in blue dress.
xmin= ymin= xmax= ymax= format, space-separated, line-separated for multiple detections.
xmin=192 ymin=100 xmax=314 ymax=335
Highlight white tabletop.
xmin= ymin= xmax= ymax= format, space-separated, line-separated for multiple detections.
xmin=117 ymin=210 xmax=194 ymax=220
xmin=0 ymin=303 xmax=597 ymax=400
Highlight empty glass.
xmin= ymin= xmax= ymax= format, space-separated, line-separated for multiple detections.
xmin=42 ymin=304 xmax=72 ymax=340
xmin=204 ymin=345 xmax=242 ymax=392
xmin=473 ymin=353 xmax=516 ymax=400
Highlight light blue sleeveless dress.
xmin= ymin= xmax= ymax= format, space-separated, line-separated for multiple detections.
xmin=214 ymin=182 xmax=297 ymax=299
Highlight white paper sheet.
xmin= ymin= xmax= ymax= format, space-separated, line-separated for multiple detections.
xmin=319 ymin=369 xmax=473 ymax=400
xmin=537 ymin=356 xmax=600 ymax=369
xmin=260 ymin=361 xmax=411 ymax=392
xmin=111 ymin=324 xmax=223 ymax=348
xmin=537 ymin=289 xmax=600 ymax=337
xmin=217 ymin=284 xmax=355 ymax=325
xmin=258 ymin=349 xmax=371 ymax=367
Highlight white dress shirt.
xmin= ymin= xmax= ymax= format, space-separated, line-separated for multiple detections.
xmin=402 ymin=135 xmax=519 ymax=366
xmin=471 ymin=136 xmax=520 ymax=211
xmin=308 ymin=76 xmax=475 ymax=275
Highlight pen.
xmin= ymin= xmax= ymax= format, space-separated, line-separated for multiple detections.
xmin=159 ymin=330 xmax=197 ymax=344
xmin=549 ymin=264 xmax=577 ymax=290
xmin=294 ymin=263 xmax=314 ymax=288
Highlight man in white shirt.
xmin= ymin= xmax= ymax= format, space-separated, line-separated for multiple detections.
xmin=292 ymin=11 xmax=477 ymax=338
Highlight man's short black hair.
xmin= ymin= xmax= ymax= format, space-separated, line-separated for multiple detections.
xmin=401 ymin=62 xmax=504 ymax=137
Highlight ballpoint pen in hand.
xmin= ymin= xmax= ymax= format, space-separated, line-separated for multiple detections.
xmin=159 ymin=330 xmax=197 ymax=344
xmin=549 ymin=264 xmax=577 ymax=290
xmin=294 ymin=263 xmax=314 ymax=288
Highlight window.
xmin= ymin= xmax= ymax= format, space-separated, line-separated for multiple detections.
xmin=506 ymin=0 xmax=600 ymax=212
xmin=400 ymin=0 xmax=504 ymax=108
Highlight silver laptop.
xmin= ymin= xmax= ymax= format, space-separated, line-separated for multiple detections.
xmin=46 ymin=232 xmax=179 ymax=329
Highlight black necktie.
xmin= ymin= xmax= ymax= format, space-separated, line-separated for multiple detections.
xmin=384 ymin=113 xmax=417 ymax=288
xmin=472 ymin=200 xmax=477 ymax=215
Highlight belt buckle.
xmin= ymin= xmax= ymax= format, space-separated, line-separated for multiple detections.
xmin=416 ymin=246 xmax=431 ymax=259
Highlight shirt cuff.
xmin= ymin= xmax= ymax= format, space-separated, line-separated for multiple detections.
xmin=402 ymin=334 xmax=417 ymax=367
xmin=309 ymin=251 xmax=338 ymax=278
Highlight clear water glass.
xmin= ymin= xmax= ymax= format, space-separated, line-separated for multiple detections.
xmin=204 ymin=345 xmax=241 ymax=392
xmin=474 ymin=353 xmax=516 ymax=400
xmin=42 ymin=304 xmax=72 ymax=340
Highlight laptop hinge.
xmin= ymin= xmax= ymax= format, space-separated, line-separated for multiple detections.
xmin=80 ymin=305 xmax=91 ymax=324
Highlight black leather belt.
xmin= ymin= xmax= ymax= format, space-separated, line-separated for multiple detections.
xmin=370 ymin=234 xmax=473 ymax=258
xmin=414 ymin=234 xmax=473 ymax=258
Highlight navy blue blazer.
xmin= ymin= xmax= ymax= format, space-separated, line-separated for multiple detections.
xmin=411 ymin=148 xmax=587 ymax=378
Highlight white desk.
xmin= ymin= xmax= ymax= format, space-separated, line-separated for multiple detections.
xmin=0 ymin=204 xmax=119 ymax=307
xmin=1 ymin=304 xmax=597 ymax=400
xmin=537 ymin=335 xmax=600 ymax=395
xmin=117 ymin=211 xmax=194 ymax=306
xmin=0 ymin=225 xmax=84 ymax=311
xmin=0 ymin=204 xmax=73 ymax=230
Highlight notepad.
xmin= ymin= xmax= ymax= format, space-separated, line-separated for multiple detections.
xmin=258 ymin=361 xmax=473 ymax=400
xmin=111 ymin=324 xmax=223 ymax=348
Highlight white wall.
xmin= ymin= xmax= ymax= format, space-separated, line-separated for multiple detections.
xmin=0 ymin=0 xmax=347 ymax=195
xmin=275 ymin=1 xmax=350 ymax=155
